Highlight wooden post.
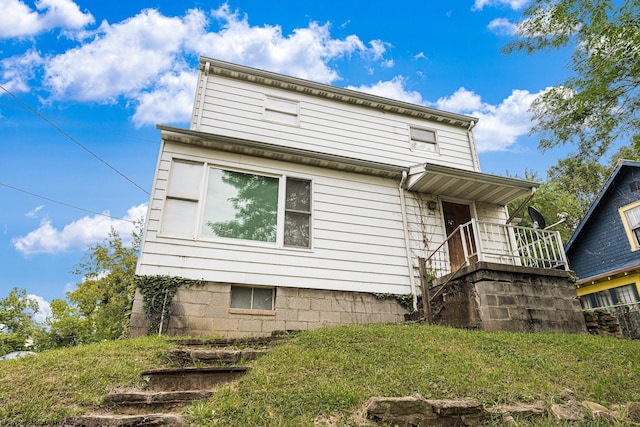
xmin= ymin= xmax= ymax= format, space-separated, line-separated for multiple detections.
xmin=418 ymin=257 xmax=432 ymax=325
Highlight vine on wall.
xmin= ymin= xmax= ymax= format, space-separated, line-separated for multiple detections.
xmin=373 ymin=293 xmax=416 ymax=312
xmin=134 ymin=275 xmax=205 ymax=335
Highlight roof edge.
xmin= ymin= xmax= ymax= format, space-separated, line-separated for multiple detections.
xmin=157 ymin=125 xmax=407 ymax=179
xmin=200 ymin=57 xmax=477 ymax=129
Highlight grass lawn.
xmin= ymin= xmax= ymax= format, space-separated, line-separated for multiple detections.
xmin=1 ymin=324 xmax=639 ymax=426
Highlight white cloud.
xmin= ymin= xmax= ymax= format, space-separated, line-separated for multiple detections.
xmin=27 ymin=294 xmax=51 ymax=324
xmin=25 ymin=205 xmax=45 ymax=219
xmin=434 ymin=87 xmax=484 ymax=112
xmin=472 ymin=0 xmax=529 ymax=11
xmin=132 ymin=69 xmax=198 ymax=127
xmin=44 ymin=8 xmax=202 ymax=102
xmin=37 ymin=4 xmax=388 ymax=126
xmin=487 ymin=18 xmax=518 ymax=35
xmin=0 ymin=0 xmax=93 ymax=38
xmin=0 ymin=49 xmax=44 ymax=93
xmin=12 ymin=203 xmax=146 ymax=255
xmin=434 ymin=87 xmax=543 ymax=152
xmin=346 ymin=76 xmax=426 ymax=105
xmin=188 ymin=4 xmax=376 ymax=83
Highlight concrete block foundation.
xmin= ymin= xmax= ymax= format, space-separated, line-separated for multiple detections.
xmin=129 ymin=283 xmax=409 ymax=338
xmin=430 ymin=262 xmax=587 ymax=334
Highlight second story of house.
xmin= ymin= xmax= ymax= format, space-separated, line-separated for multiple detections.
xmin=190 ymin=57 xmax=481 ymax=173
xmin=565 ymin=160 xmax=640 ymax=280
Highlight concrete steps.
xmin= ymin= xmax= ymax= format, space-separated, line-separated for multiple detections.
xmin=103 ymin=390 xmax=215 ymax=412
xmin=142 ymin=366 xmax=250 ymax=391
xmin=63 ymin=413 xmax=185 ymax=427
xmin=65 ymin=336 xmax=280 ymax=427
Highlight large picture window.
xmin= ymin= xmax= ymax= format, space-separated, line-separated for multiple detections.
xmin=162 ymin=160 xmax=312 ymax=246
xmin=202 ymin=169 xmax=279 ymax=242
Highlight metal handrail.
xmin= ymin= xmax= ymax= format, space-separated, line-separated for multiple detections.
xmin=424 ymin=219 xmax=568 ymax=280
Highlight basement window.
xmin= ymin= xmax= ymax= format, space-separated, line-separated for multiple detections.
xmin=231 ymin=286 xmax=274 ymax=310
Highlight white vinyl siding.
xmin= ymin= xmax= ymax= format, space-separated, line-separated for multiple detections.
xmin=264 ymin=96 xmax=299 ymax=126
xmin=191 ymin=76 xmax=476 ymax=171
xmin=138 ymin=143 xmax=411 ymax=295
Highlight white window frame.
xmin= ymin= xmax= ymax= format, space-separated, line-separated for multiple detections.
xmin=263 ymin=95 xmax=300 ymax=126
xmin=160 ymin=158 xmax=312 ymax=249
xmin=619 ymin=201 xmax=640 ymax=251
xmin=161 ymin=159 xmax=204 ymax=237
xmin=230 ymin=285 xmax=275 ymax=311
xmin=409 ymin=126 xmax=439 ymax=153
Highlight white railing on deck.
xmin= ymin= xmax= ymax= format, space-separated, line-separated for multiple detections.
xmin=425 ymin=219 xmax=569 ymax=279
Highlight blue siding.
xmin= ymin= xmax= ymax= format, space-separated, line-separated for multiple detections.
xmin=567 ymin=167 xmax=640 ymax=279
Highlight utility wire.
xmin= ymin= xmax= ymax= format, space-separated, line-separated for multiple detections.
xmin=0 ymin=182 xmax=138 ymax=224
xmin=0 ymin=85 xmax=150 ymax=195
xmin=0 ymin=101 xmax=157 ymax=143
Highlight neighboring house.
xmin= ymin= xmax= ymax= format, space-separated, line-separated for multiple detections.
xmin=129 ymin=57 xmax=583 ymax=337
xmin=565 ymin=160 xmax=640 ymax=315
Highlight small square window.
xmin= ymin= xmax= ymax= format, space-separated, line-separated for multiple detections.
xmin=409 ymin=127 xmax=437 ymax=152
xmin=231 ymin=286 xmax=274 ymax=310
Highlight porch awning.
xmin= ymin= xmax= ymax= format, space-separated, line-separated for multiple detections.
xmin=406 ymin=163 xmax=538 ymax=206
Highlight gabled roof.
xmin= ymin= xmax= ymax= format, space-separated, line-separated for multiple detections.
xmin=200 ymin=57 xmax=477 ymax=129
xmin=565 ymin=159 xmax=640 ymax=252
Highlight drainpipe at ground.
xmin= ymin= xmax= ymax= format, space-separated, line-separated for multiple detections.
xmin=399 ymin=170 xmax=418 ymax=311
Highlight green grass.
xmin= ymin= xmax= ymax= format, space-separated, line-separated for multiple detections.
xmin=2 ymin=325 xmax=640 ymax=426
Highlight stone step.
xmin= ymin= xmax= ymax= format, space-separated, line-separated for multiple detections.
xmin=142 ymin=366 xmax=250 ymax=391
xmin=164 ymin=348 xmax=268 ymax=366
xmin=103 ymin=390 xmax=214 ymax=412
xmin=63 ymin=413 xmax=184 ymax=427
xmin=168 ymin=336 xmax=280 ymax=348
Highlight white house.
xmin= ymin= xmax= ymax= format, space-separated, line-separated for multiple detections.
xmin=129 ymin=57 xmax=573 ymax=338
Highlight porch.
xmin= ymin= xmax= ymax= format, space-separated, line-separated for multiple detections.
xmin=417 ymin=220 xmax=585 ymax=334
xmin=424 ymin=219 xmax=569 ymax=282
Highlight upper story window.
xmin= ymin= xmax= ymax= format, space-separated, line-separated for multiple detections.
xmin=409 ymin=126 xmax=438 ymax=152
xmin=162 ymin=159 xmax=311 ymax=248
xmin=264 ymin=96 xmax=299 ymax=126
xmin=619 ymin=201 xmax=640 ymax=251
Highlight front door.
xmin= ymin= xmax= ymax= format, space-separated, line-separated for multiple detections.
xmin=441 ymin=201 xmax=476 ymax=272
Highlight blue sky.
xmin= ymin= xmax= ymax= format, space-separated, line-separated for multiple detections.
xmin=1 ymin=0 xmax=577 ymax=319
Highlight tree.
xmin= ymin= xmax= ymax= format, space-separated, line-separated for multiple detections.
xmin=505 ymin=0 xmax=640 ymax=158
xmin=0 ymin=288 xmax=39 ymax=355
xmin=36 ymin=224 xmax=142 ymax=348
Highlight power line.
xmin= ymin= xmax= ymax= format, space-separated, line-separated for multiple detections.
xmin=0 ymin=182 xmax=138 ymax=224
xmin=0 ymin=85 xmax=150 ymax=195
xmin=0 ymin=100 xmax=157 ymax=144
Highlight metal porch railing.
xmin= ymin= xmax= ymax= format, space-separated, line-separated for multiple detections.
xmin=424 ymin=219 xmax=569 ymax=280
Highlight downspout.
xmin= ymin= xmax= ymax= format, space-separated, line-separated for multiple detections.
xmin=193 ymin=61 xmax=210 ymax=131
xmin=467 ymin=120 xmax=481 ymax=171
xmin=399 ymin=171 xmax=418 ymax=311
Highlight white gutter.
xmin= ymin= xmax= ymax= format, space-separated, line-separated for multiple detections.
xmin=399 ymin=171 xmax=418 ymax=311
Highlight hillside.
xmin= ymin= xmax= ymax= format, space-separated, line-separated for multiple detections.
xmin=1 ymin=324 xmax=639 ymax=426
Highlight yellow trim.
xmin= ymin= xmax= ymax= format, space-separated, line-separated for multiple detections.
xmin=576 ymin=272 xmax=640 ymax=297
xmin=618 ymin=200 xmax=640 ymax=252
